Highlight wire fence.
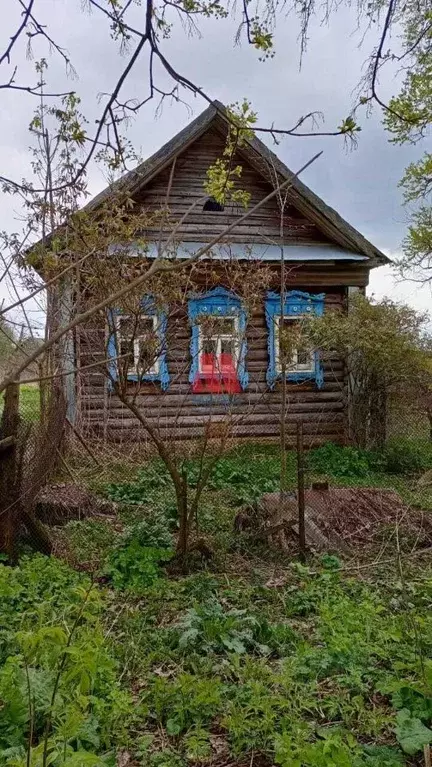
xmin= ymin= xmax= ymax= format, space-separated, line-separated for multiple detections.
xmin=1 ymin=379 xmax=432 ymax=568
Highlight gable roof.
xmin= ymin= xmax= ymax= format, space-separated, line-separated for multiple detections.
xmin=88 ymin=101 xmax=389 ymax=268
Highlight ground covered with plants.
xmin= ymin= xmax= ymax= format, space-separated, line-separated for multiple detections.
xmin=1 ymin=442 xmax=432 ymax=767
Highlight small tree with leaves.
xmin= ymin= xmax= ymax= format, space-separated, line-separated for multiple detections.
xmin=307 ymin=293 xmax=432 ymax=448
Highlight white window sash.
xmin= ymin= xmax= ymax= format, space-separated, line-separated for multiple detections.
xmin=116 ymin=314 xmax=160 ymax=376
xmin=197 ymin=315 xmax=241 ymax=375
xmin=274 ymin=316 xmax=315 ymax=374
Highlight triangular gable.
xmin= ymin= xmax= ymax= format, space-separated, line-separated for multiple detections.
xmin=88 ymin=102 xmax=388 ymax=268
xmin=134 ymin=126 xmax=331 ymax=249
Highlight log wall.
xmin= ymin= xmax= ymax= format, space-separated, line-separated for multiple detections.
xmin=78 ymin=273 xmax=350 ymax=446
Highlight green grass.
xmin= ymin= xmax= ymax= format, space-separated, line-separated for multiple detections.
xmin=4 ymin=440 xmax=432 ymax=767
xmin=101 ymin=439 xmax=432 ymax=513
xmin=0 ymin=383 xmax=40 ymax=423
xmin=6 ymin=543 xmax=432 ymax=767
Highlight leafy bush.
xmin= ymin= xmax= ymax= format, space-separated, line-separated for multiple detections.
xmin=106 ymin=540 xmax=173 ymax=593
xmin=123 ymin=511 xmax=173 ymax=550
xmin=310 ymin=439 xmax=432 ymax=479
xmin=0 ymin=555 xmax=89 ymax=663
xmin=174 ymin=600 xmax=295 ymax=656
xmin=274 ymin=728 xmax=361 ymax=767
xmin=205 ymin=458 xmax=280 ymax=504
xmin=104 ymin=509 xmax=174 ymax=593
xmin=0 ymin=556 xmax=134 ymax=766
xmin=381 ymin=438 xmax=432 ymax=475
xmin=105 ymin=463 xmax=172 ymax=504
xmin=144 ymin=674 xmax=223 ymax=735
xmin=309 ymin=442 xmax=379 ymax=479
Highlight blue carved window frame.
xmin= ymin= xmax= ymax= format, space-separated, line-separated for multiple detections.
xmin=188 ymin=287 xmax=249 ymax=390
xmin=265 ymin=290 xmax=324 ymax=389
xmin=107 ymin=296 xmax=169 ymax=390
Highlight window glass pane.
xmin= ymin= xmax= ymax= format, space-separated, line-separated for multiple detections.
xmin=278 ymin=318 xmax=295 ymax=367
xmin=137 ymin=341 xmax=157 ymax=371
xmin=119 ymin=337 xmax=134 ymax=366
xmin=118 ymin=315 xmax=158 ymax=372
xmin=137 ymin=317 xmax=155 ymax=337
xmin=280 ymin=318 xmax=294 ymax=331
xmin=297 ymin=348 xmax=311 ymax=366
xmin=215 ymin=317 xmax=235 ymax=335
xmin=202 ymin=317 xmax=235 ymax=338
xmin=198 ymin=315 xmax=240 ymax=380
xmin=278 ymin=316 xmax=314 ymax=372
xmin=220 ymin=339 xmax=235 ymax=357
xmin=118 ymin=317 xmax=135 ymax=366
xmin=202 ymin=338 xmax=218 ymax=356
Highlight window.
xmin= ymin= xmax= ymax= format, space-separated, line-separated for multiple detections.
xmin=188 ymin=287 xmax=248 ymax=394
xmin=274 ymin=317 xmax=315 ymax=374
xmin=107 ymin=298 xmax=169 ymax=389
xmin=116 ymin=314 xmax=160 ymax=376
xmin=198 ymin=316 xmax=240 ymax=378
xmin=265 ymin=290 xmax=324 ymax=388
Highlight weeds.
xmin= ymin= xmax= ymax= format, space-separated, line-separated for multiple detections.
xmin=4 ymin=441 xmax=432 ymax=766
xmin=0 ymin=557 xmax=134 ymax=766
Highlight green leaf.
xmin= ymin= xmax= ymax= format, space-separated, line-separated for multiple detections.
xmin=221 ymin=635 xmax=246 ymax=653
xmin=166 ymin=718 xmax=182 ymax=736
xmin=395 ymin=708 xmax=432 ymax=755
xmin=178 ymin=628 xmax=199 ymax=648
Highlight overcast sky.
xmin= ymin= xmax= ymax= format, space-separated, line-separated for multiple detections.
xmin=1 ymin=0 xmax=431 ymax=331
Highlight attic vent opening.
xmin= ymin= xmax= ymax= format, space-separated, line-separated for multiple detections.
xmin=203 ymin=197 xmax=224 ymax=212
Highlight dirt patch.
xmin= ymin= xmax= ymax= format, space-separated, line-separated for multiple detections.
xmin=35 ymin=483 xmax=116 ymax=525
xmin=235 ymin=486 xmax=432 ymax=555
xmin=310 ymin=487 xmax=432 ymax=550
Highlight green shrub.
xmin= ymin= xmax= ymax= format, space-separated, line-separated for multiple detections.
xmin=123 ymin=511 xmax=173 ymax=550
xmin=309 ymin=443 xmax=379 ymax=479
xmin=0 ymin=556 xmax=134 ymax=766
xmin=105 ymin=464 xmax=171 ymax=504
xmin=381 ymin=438 xmax=432 ymax=475
xmin=205 ymin=458 xmax=281 ymax=503
xmin=174 ymin=600 xmax=296 ymax=657
xmin=0 ymin=555 xmax=89 ymax=663
xmin=144 ymin=674 xmax=223 ymax=735
xmin=105 ymin=540 xmax=173 ymax=593
xmin=104 ymin=509 xmax=174 ymax=593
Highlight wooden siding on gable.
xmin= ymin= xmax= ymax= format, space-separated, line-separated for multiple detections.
xmin=135 ymin=128 xmax=331 ymax=247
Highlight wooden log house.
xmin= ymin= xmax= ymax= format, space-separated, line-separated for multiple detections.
xmin=62 ymin=102 xmax=389 ymax=445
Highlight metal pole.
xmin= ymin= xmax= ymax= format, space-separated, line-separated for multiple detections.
xmin=296 ymin=421 xmax=306 ymax=562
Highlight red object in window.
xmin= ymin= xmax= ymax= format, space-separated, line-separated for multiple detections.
xmin=192 ymin=353 xmax=241 ymax=393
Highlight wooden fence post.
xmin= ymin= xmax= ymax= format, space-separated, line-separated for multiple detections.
xmin=0 ymin=383 xmax=20 ymax=563
xmin=296 ymin=421 xmax=306 ymax=563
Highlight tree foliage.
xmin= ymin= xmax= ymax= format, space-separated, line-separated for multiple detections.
xmin=307 ymin=293 xmax=432 ymax=446
xmin=383 ymin=11 xmax=431 ymax=281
